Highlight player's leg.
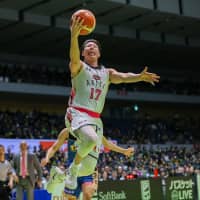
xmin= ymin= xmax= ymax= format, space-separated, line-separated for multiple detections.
xmin=66 ymin=125 xmax=98 ymax=189
xmin=79 ymin=173 xmax=98 ymax=200
xmin=82 ymin=182 xmax=96 ymax=200
xmin=46 ymin=166 xmax=66 ymax=195
xmin=74 ymin=125 xmax=98 ymax=161
xmin=64 ymin=177 xmax=82 ymax=200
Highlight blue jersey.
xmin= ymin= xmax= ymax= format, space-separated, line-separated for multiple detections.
xmin=66 ymin=138 xmax=77 ymax=168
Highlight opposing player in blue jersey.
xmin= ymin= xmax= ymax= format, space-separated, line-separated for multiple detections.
xmin=41 ymin=128 xmax=134 ymax=200
xmin=65 ymin=15 xmax=160 ymax=190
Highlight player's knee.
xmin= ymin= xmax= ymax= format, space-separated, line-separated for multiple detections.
xmin=79 ymin=125 xmax=98 ymax=145
xmin=87 ymin=134 xmax=98 ymax=146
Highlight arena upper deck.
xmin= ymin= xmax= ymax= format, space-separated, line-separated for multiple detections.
xmin=0 ymin=0 xmax=199 ymax=68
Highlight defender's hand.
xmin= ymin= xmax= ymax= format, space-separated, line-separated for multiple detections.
xmin=123 ymin=147 xmax=134 ymax=157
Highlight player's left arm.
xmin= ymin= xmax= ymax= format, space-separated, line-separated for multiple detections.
xmin=102 ymin=136 xmax=134 ymax=157
xmin=108 ymin=66 xmax=160 ymax=86
xmin=41 ymin=128 xmax=69 ymax=166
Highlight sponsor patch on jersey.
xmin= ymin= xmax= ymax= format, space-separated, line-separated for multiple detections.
xmin=93 ymin=75 xmax=101 ymax=80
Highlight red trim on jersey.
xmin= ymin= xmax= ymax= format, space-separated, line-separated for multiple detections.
xmin=71 ymin=106 xmax=100 ymax=118
xmin=68 ymin=88 xmax=75 ymax=105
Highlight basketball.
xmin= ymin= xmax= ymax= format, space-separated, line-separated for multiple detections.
xmin=71 ymin=9 xmax=96 ymax=35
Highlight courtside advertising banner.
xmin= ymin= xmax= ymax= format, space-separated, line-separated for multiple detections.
xmin=196 ymin=174 xmax=200 ymax=200
xmin=97 ymin=180 xmax=138 ymax=200
xmin=97 ymin=178 xmax=162 ymax=200
xmin=165 ymin=176 xmax=195 ymax=200
xmin=140 ymin=178 xmax=163 ymax=200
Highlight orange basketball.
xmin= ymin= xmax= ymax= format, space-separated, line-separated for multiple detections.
xmin=71 ymin=9 xmax=96 ymax=35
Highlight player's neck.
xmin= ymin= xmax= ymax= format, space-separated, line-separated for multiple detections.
xmin=84 ymin=59 xmax=98 ymax=67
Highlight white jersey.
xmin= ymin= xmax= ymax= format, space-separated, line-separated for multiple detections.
xmin=68 ymin=62 xmax=110 ymax=114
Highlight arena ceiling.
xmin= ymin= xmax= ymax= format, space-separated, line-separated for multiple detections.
xmin=0 ymin=0 xmax=200 ymax=69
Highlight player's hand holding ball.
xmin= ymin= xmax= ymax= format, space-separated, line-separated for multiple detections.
xmin=70 ymin=9 xmax=96 ymax=36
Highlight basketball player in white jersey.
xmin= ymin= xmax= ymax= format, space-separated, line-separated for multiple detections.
xmin=65 ymin=16 xmax=160 ymax=190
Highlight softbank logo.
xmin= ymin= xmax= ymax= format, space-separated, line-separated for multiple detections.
xmin=98 ymin=191 xmax=127 ymax=200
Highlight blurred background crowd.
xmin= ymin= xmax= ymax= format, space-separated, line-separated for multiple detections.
xmin=0 ymin=110 xmax=199 ymax=144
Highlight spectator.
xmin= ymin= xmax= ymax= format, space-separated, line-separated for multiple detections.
xmin=0 ymin=144 xmax=14 ymax=200
xmin=12 ymin=141 xmax=42 ymax=200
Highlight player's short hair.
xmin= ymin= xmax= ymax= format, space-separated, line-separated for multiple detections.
xmin=81 ymin=39 xmax=101 ymax=53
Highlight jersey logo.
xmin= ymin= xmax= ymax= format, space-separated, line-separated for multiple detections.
xmin=93 ymin=75 xmax=101 ymax=80
xmin=70 ymin=145 xmax=77 ymax=152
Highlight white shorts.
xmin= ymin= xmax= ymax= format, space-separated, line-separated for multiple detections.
xmin=65 ymin=107 xmax=103 ymax=134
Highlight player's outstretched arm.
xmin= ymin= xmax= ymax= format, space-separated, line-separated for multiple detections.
xmin=102 ymin=136 xmax=134 ymax=157
xmin=69 ymin=16 xmax=85 ymax=77
xmin=109 ymin=66 xmax=160 ymax=86
xmin=41 ymin=128 xmax=69 ymax=166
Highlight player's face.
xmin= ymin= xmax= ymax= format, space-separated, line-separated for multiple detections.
xmin=82 ymin=42 xmax=100 ymax=62
xmin=20 ymin=141 xmax=28 ymax=151
xmin=0 ymin=146 xmax=5 ymax=156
